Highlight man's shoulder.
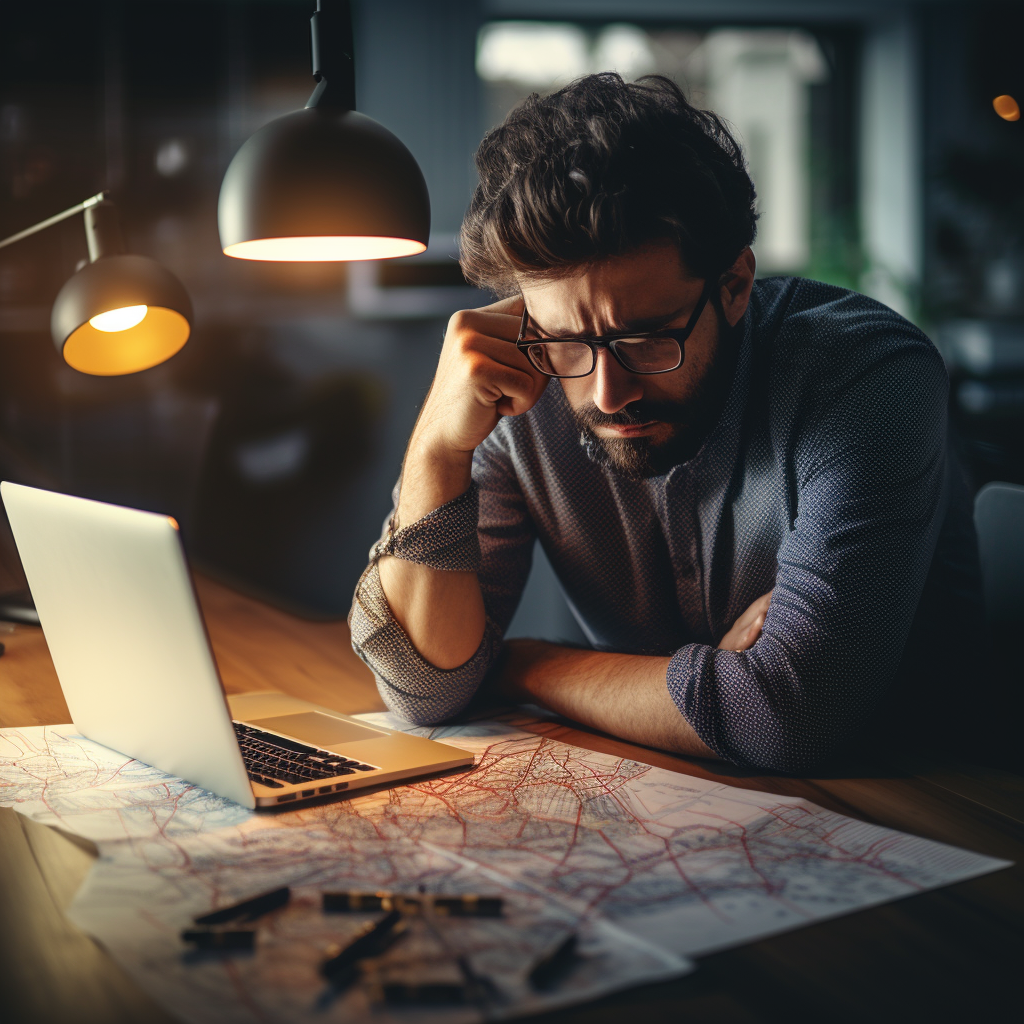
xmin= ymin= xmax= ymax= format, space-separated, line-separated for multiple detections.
xmin=752 ymin=276 xmax=929 ymax=346
xmin=750 ymin=276 xmax=943 ymax=390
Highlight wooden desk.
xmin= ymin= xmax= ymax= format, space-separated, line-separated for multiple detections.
xmin=1 ymin=576 xmax=1021 ymax=1023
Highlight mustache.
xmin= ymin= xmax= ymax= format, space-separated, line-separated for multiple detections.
xmin=573 ymin=399 xmax=689 ymax=429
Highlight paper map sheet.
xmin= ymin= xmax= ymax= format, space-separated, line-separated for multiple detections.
xmin=0 ymin=715 xmax=1010 ymax=1024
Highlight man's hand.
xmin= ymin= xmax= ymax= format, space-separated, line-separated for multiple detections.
xmin=718 ymin=590 xmax=773 ymax=652
xmin=424 ymin=296 xmax=548 ymax=454
xmin=396 ymin=297 xmax=549 ymax=526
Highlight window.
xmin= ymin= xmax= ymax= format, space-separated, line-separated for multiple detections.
xmin=477 ymin=21 xmax=860 ymax=286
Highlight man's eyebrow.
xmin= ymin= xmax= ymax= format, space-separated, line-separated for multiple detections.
xmin=530 ymin=302 xmax=692 ymax=338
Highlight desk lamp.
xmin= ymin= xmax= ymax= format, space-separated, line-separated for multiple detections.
xmin=218 ymin=0 xmax=430 ymax=262
xmin=0 ymin=192 xmax=193 ymax=624
xmin=0 ymin=191 xmax=193 ymax=375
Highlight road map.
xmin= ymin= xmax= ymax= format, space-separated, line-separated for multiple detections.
xmin=0 ymin=715 xmax=1010 ymax=1024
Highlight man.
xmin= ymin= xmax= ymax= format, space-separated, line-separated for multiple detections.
xmin=349 ymin=74 xmax=982 ymax=774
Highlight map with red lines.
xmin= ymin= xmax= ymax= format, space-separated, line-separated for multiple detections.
xmin=356 ymin=715 xmax=1010 ymax=956
xmin=0 ymin=716 xmax=1009 ymax=1024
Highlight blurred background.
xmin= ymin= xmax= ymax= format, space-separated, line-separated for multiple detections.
xmin=1 ymin=0 xmax=1022 ymax=641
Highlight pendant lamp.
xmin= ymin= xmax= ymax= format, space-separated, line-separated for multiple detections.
xmin=0 ymin=192 xmax=193 ymax=376
xmin=218 ymin=0 xmax=430 ymax=262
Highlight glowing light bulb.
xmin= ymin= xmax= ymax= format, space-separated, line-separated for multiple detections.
xmin=223 ymin=236 xmax=426 ymax=261
xmin=993 ymin=95 xmax=1020 ymax=122
xmin=88 ymin=305 xmax=148 ymax=332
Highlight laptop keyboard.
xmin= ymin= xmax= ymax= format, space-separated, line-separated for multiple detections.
xmin=233 ymin=722 xmax=379 ymax=789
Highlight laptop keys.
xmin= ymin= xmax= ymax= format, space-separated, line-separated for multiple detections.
xmin=247 ymin=773 xmax=284 ymax=789
xmin=234 ymin=721 xmax=379 ymax=787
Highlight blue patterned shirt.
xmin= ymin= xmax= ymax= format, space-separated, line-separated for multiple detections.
xmin=349 ymin=278 xmax=983 ymax=772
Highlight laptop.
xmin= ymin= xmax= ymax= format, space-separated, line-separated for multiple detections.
xmin=1 ymin=481 xmax=473 ymax=809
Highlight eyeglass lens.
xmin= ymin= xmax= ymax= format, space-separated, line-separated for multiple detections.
xmin=525 ymin=335 xmax=681 ymax=377
xmin=612 ymin=336 xmax=682 ymax=372
xmin=525 ymin=341 xmax=594 ymax=377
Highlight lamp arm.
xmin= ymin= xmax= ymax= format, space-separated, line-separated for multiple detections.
xmin=0 ymin=191 xmax=108 ymax=252
xmin=306 ymin=0 xmax=355 ymax=112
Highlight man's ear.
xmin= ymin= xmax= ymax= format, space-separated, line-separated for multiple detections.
xmin=718 ymin=248 xmax=756 ymax=327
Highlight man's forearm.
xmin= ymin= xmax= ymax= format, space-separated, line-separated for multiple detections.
xmin=495 ymin=639 xmax=718 ymax=760
xmin=377 ymin=558 xmax=485 ymax=669
xmin=377 ymin=441 xmax=486 ymax=670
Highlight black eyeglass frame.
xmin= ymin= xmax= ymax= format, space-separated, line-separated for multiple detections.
xmin=516 ymin=282 xmax=713 ymax=379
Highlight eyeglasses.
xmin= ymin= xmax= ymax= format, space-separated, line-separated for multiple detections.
xmin=516 ymin=283 xmax=712 ymax=379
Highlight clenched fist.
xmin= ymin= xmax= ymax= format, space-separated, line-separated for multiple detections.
xmin=414 ymin=296 xmax=549 ymax=458
xmin=396 ymin=297 xmax=549 ymax=526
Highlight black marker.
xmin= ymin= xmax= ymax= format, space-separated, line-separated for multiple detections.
xmin=194 ymin=886 xmax=290 ymax=926
xmin=528 ymin=932 xmax=578 ymax=990
xmin=320 ymin=910 xmax=407 ymax=984
xmin=323 ymin=891 xmax=404 ymax=913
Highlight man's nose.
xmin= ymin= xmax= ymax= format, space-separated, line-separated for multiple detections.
xmin=592 ymin=347 xmax=643 ymax=414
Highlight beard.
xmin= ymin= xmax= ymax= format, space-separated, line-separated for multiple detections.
xmin=570 ymin=396 xmax=706 ymax=478
xmin=568 ymin=316 xmax=741 ymax=479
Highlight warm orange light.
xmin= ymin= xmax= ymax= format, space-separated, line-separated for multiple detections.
xmin=88 ymin=304 xmax=148 ymax=332
xmin=993 ymin=95 xmax=1020 ymax=121
xmin=222 ymin=236 xmax=427 ymax=262
xmin=64 ymin=306 xmax=190 ymax=375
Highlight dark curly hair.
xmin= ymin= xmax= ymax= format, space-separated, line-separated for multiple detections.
xmin=460 ymin=73 xmax=757 ymax=297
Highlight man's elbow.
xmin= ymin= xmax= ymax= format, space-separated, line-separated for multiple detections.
xmin=696 ymin=643 xmax=873 ymax=773
xmin=727 ymin=707 xmax=855 ymax=774
xmin=374 ymin=673 xmax=473 ymax=728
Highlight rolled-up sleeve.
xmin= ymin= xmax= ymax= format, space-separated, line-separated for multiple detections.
xmin=668 ymin=343 xmax=949 ymax=773
xmin=349 ymin=434 xmax=535 ymax=724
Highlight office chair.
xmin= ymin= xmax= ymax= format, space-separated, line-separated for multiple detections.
xmin=971 ymin=481 xmax=1024 ymax=771
xmin=974 ymin=481 xmax=1024 ymax=631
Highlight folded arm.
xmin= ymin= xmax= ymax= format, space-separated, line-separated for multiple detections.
xmin=485 ymin=593 xmax=771 ymax=760
xmin=669 ymin=345 xmax=950 ymax=773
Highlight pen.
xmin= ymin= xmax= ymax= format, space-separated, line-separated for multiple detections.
xmin=193 ymin=886 xmax=290 ymax=925
xmin=527 ymin=932 xmax=578 ymax=990
xmin=320 ymin=910 xmax=407 ymax=984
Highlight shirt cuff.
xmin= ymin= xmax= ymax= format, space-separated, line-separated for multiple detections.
xmin=371 ymin=484 xmax=482 ymax=572
xmin=666 ymin=643 xmax=733 ymax=763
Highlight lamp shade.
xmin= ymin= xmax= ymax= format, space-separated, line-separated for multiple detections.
xmin=51 ymin=254 xmax=193 ymax=376
xmin=218 ymin=108 xmax=430 ymax=261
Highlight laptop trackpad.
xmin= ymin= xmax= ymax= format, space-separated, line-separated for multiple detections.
xmin=249 ymin=712 xmax=387 ymax=748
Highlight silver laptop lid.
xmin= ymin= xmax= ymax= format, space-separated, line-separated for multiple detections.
xmin=1 ymin=482 xmax=255 ymax=809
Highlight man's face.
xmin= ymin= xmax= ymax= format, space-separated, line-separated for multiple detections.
xmin=518 ymin=241 xmax=751 ymax=477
